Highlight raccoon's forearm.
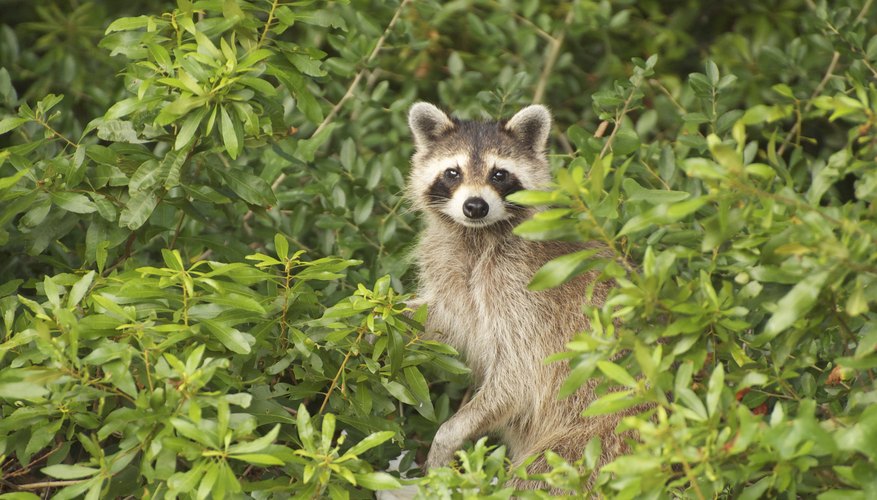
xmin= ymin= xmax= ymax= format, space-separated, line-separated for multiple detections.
xmin=426 ymin=388 xmax=511 ymax=468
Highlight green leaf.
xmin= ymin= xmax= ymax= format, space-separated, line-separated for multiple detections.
xmin=582 ymin=390 xmax=640 ymax=416
xmin=558 ymin=360 xmax=597 ymax=398
xmin=597 ymin=360 xmax=637 ymax=388
xmin=528 ymin=249 xmax=600 ymax=291
xmin=343 ymin=431 xmax=395 ymax=458
xmin=0 ymin=493 xmax=42 ymax=500
xmin=161 ymin=148 xmax=190 ymax=189
xmin=622 ymin=178 xmax=690 ymax=204
xmin=706 ymin=363 xmax=724 ymax=417
xmin=119 ymin=189 xmax=159 ymax=230
xmin=105 ymin=16 xmax=152 ymax=33
xmin=354 ymin=472 xmax=402 ymax=491
xmin=128 ymin=159 xmax=165 ymax=194
xmin=618 ymin=197 xmax=707 ymax=236
xmin=274 ymin=233 xmax=289 ymax=261
xmin=104 ymin=97 xmax=142 ymax=121
xmin=67 ymin=271 xmax=95 ymax=308
xmin=296 ymin=404 xmax=315 ymax=450
xmin=201 ymin=319 xmax=253 ymax=354
xmin=228 ymin=454 xmax=284 ymax=466
xmin=287 ymin=53 xmax=325 ymax=77
xmin=175 ymin=108 xmax=206 ymax=150
xmin=228 ymin=424 xmax=280 ymax=455
xmin=0 ymin=116 xmax=28 ymax=135
xmin=0 ymin=378 xmax=48 ymax=402
xmin=0 ymin=167 xmax=30 ymax=190
xmin=296 ymin=123 xmax=338 ymax=162
xmin=219 ymin=105 xmax=241 ymax=159
xmin=51 ymin=192 xmax=97 ymax=214
xmin=217 ymin=168 xmax=276 ymax=206
xmin=403 ymin=367 xmax=436 ymax=421
xmin=96 ymin=119 xmax=144 ymax=143
xmin=41 ymin=464 xmax=99 ymax=479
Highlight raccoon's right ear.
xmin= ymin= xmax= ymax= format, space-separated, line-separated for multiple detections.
xmin=505 ymin=105 xmax=552 ymax=153
xmin=409 ymin=102 xmax=454 ymax=149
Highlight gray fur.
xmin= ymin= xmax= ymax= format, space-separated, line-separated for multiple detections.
xmin=407 ymin=103 xmax=637 ymax=492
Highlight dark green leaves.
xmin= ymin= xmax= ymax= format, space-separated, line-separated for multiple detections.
xmin=754 ymin=271 xmax=830 ymax=346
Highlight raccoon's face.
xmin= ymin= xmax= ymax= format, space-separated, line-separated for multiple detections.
xmin=407 ymin=103 xmax=552 ymax=229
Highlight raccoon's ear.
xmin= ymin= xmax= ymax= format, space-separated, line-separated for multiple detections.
xmin=409 ymin=102 xmax=454 ymax=149
xmin=505 ymin=105 xmax=552 ymax=153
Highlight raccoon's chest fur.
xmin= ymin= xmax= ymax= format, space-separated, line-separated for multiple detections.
xmin=416 ymin=223 xmax=582 ymax=383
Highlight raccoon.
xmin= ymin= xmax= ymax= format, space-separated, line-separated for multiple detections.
xmin=406 ymin=103 xmax=636 ymax=489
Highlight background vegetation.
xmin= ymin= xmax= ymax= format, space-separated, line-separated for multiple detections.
xmin=1 ymin=0 xmax=876 ymax=497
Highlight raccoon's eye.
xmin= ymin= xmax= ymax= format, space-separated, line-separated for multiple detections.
xmin=491 ymin=169 xmax=509 ymax=183
xmin=444 ymin=168 xmax=461 ymax=180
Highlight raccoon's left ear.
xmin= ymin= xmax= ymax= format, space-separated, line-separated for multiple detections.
xmin=409 ymin=102 xmax=455 ymax=150
xmin=505 ymin=105 xmax=552 ymax=153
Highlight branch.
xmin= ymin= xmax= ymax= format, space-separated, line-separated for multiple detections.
xmin=12 ymin=479 xmax=88 ymax=490
xmin=258 ymin=0 xmax=280 ymax=48
xmin=533 ymin=4 xmax=576 ymax=104
xmin=598 ymin=87 xmax=637 ymax=159
xmin=777 ymin=51 xmax=840 ymax=157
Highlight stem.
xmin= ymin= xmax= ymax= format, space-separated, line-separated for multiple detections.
xmin=4 ymin=442 xmax=64 ymax=478
xmin=34 ymin=115 xmax=77 ymax=149
xmin=12 ymin=479 xmax=88 ymax=490
xmin=169 ymin=212 xmax=186 ymax=250
xmin=648 ymin=78 xmax=686 ymax=113
xmin=777 ymin=51 xmax=840 ymax=157
xmin=670 ymin=440 xmax=706 ymax=500
xmin=855 ymin=0 xmax=874 ymax=23
xmin=599 ymin=87 xmax=638 ymax=159
xmin=318 ymin=328 xmax=366 ymax=414
xmin=533 ymin=3 xmax=576 ymax=104
xmin=279 ymin=259 xmax=293 ymax=350
xmin=258 ymin=0 xmax=280 ymax=47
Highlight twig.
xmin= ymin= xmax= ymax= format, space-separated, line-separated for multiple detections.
xmin=672 ymin=439 xmax=706 ymax=500
xmin=599 ymin=88 xmax=637 ymax=158
xmin=855 ymin=0 xmax=874 ymax=24
xmin=13 ymin=479 xmax=88 ymax=490
xmin=34 ymin=116 xmax=77 ymax=149
xmin=777 ymin=51 xmax=840 ymax=157
xmin=4 ymin=442 xmax=64 ymax=478
xmin=258 ymin=0 xmax=280 ymax=48
xmin=169 ymin=212 xmax=186 ymax=250
xmin=648 ymin=78 xmax=686 ymax=113
xmin=533 ymin=4 xmax=576 ymax=104
xmin=318 ymin=328 xmax=366 ymax=414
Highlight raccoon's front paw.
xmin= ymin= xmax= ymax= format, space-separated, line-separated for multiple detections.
xmin=424 ymin=425 xmax=458 ymax=470
xmin=424 ymin=444 xmax=455 ymax=471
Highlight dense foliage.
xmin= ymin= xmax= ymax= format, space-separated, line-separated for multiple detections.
xmin=1 ymin=0 xmax=877 ymax=497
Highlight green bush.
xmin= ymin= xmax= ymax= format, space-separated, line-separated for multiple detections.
xmin=1 ymin=0 xmax=877 ymax=498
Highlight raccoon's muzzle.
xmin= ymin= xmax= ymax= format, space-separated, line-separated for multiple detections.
xmin=463 ymin=197 xmax=489 ymax=219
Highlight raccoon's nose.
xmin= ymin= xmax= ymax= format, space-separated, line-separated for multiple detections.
xmin=463 ymin=197 xmax=489 ymax=219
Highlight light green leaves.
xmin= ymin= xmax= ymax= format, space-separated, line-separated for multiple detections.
xmin=41 ymin=464 xmax=100 ymax=479
xmin=528 ymin=249 xmax=600 ymax=291
xmin=50 ymin=192 xmax=97 ymax=214
xmin=219 ymin=105 xmax=241 ymax=159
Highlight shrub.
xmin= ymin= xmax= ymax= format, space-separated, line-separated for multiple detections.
xmin=1 ymin=0 xmax=876 ymax=498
